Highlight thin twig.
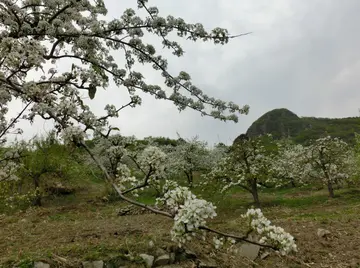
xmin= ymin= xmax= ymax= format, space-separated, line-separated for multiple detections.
xmin=0 ymin=101 xmax=32 ymax=139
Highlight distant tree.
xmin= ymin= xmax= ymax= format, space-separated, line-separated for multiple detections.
xmin=305 ymin=136 xmax=353 ymax=197
xmin=165 ymin=136 xmax=210 ymax=187
xmin=17 ymin=132 xmax=79 ymax=206
xmin=207 ymin=135 xmax=277 ymax=207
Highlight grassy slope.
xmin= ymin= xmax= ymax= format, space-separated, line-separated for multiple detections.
xmin=1 ymin=176 xmax=360 ymax=268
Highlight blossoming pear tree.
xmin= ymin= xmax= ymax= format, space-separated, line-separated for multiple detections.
xmin=0 ymin=0 xmax=297 ymax=255
xmin=272 ymin=141 xmax=308 ymax=187
xmin=206 ymin=134 xmax=277 ymax=207
xmin=305 ymin=136 xmax=353 ymax=198
xmin=164 ymin=135 xmax=211 ymax=187
xmin=91 ymin=134 xmax=138 ymax=178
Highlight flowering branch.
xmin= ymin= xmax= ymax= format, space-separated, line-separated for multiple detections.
xmin=120 ymin=165 xmax=153 ymax=195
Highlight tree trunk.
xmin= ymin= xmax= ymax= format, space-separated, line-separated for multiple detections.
xmin=189 ymin=172 xmax=193 ymax=188
xmin=250 ymin=180 xmax=260 ymax=208
xmin=17 ymin=181 xmax=23 ymax=193
xmin=290 ymin=179 xmax=296 ymax=188
xmin=184 ymin=171 xmax=193 ymax=188
xmin=33 ymin=177 xmax=42 ymax=206
xmin=327 ymin=181 xmax=335 ymax=198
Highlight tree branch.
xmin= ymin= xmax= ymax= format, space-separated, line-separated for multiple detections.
xmin=199 ymin=226 xmax=277 ymax=250
xmin=41 ymin=53 xmax=242 ymax=121
xmin=0 ymin=101 xmax=32 ymax=139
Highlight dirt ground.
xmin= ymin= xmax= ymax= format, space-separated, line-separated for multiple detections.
xmin=1 ymin=189 xmax=360 ymax=267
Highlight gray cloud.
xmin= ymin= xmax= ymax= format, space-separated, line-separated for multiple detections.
xmin=9 ymin=0 xmax=360 ymax=145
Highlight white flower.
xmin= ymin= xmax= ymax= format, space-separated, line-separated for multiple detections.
xmin=157 ymin=181 xmax=217 ymax=246
xmin=242 ymin=208 xmax=297 ymax=255
xmin=61 ymin=126 xmax=87 ymax=145
xmin=213 ymin=237 xmax=224 ymax=249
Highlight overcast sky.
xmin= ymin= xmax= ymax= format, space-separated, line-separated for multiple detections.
xmin=9 ymin=0 xmax=360 ymax=145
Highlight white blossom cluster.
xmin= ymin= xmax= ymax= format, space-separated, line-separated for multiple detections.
xmin=213 ymin=236 xmax=225 ymax=249
xmin=212 ymin=236 xmax=236 ymax=250
xmin=156 ymin=181 xmax=217 ymax=246
xmin=207 ymin=144 xmax=228 ymax=167
xmin=116 ymin=163 xmax=139 ymax=195
xmin=0 ymin=141 xmax=28 ymax=183
xmin=0 ymin=161 xmax=20 ymax=182
xmin=242 ymin=208 xmax=297 ymax=255
xmin=0 ymin=142 xmax=33 ymax=208
xmin=60 ymin=126 xmax=87 ymax=145
xmin=138 ymin=146 xmax=167 ymax=181
xmin=271 ymin=142 xmax=308 ymax=187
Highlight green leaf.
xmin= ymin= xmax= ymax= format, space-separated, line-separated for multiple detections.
xmin=88 ymin=84 xmax=97 ymax=100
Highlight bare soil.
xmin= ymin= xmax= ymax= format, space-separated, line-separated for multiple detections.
xmin=1 ymin=189 xmax=360 ymax=267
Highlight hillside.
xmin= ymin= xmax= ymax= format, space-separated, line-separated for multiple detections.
xmin=245 ymin=108 xmax=360 ymax=144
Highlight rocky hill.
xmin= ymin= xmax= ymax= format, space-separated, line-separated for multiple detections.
xmin=244 ymin=108 xmax=360 ymax=144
